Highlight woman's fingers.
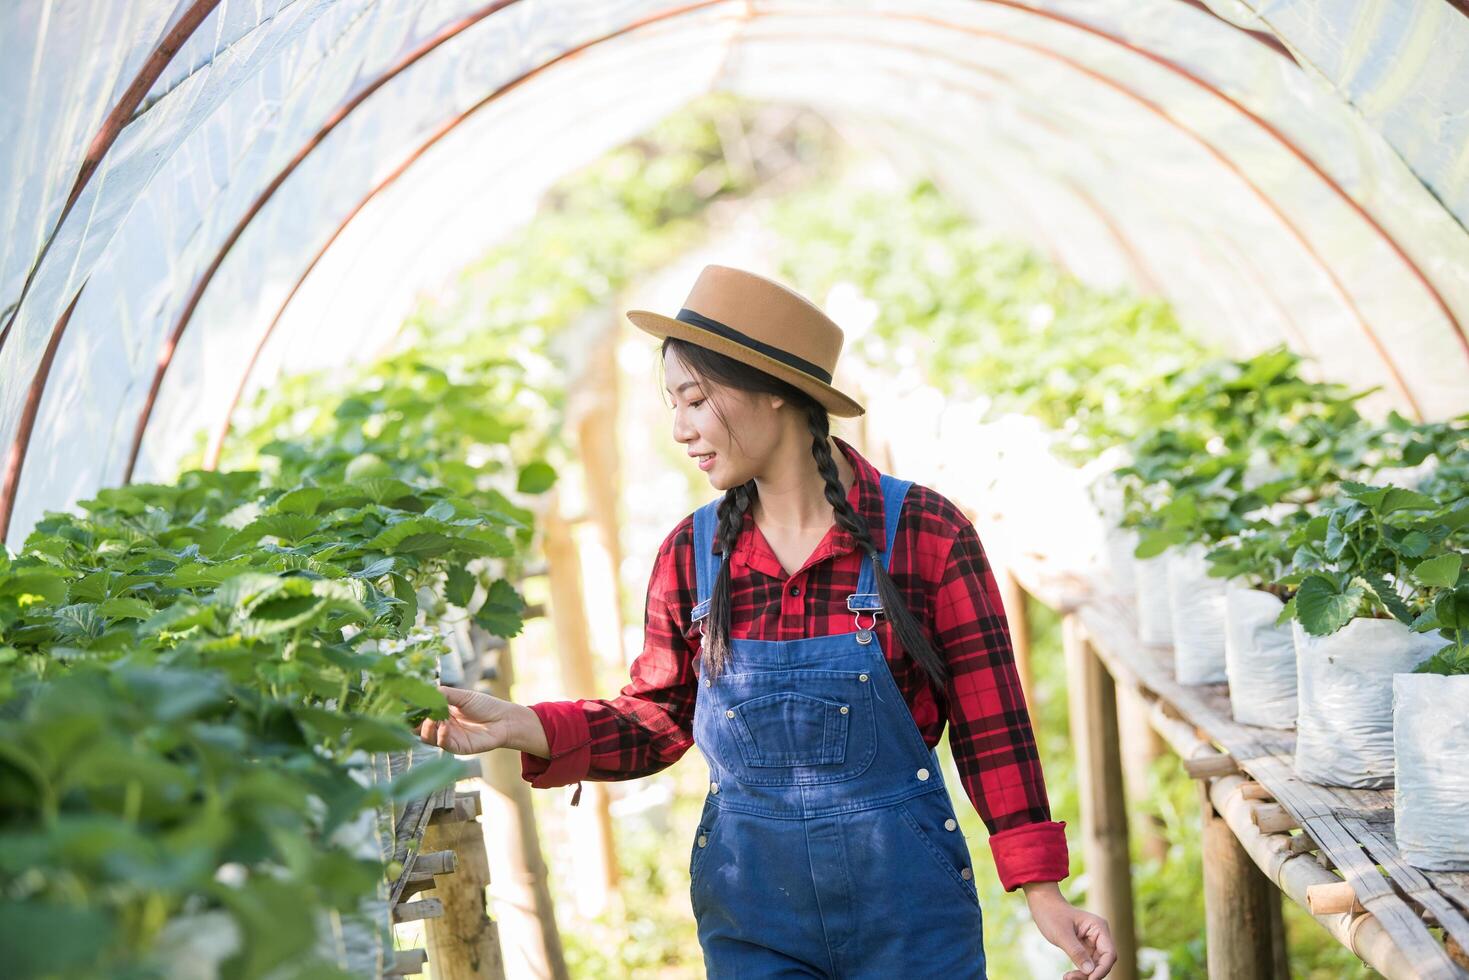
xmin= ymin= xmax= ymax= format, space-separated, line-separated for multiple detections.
xmin=1080 ymin=917 xmax=1116 ymax=979
xmin=439 ymin=684 xmax=495 ymax=721
xmin=1060 ymin=928 xmax=1095 ymax=975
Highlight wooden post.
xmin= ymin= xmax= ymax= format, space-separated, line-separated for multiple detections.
xmin=475 ymin=638 xmax=570 ymax=980
xmin=422 ymin=798 xmax=504 ymax=979
xmin=541 ymin=492 xmax=621 ymax=915
xmin=999 ymin=569 xmax=1035 ymax=708
xmin=1270 ymin=889 xmax=1292 ymax=980
xmin=572 ymin=332 xmax=628 ymax=651
xmin=1116 ymin=685 xmax=1168 ymax=865
xmin=1062 ymin=614 xmax=1138 ymax=980
xmin=1200 ymin=783 xmax=1283 ymax=979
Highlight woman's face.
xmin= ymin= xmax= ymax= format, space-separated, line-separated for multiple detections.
xmin=664 ymin=348 xmax=781 ymax=491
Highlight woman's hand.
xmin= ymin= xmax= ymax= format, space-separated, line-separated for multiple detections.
xmin=416 ymin=685 xmax=548 ymax=757
xmin=1023 ymin=881 xmax=1116 ymax=979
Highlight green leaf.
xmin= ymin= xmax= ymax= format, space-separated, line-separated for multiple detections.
xmin=1356 ymin=575 xmax=1411 ymax=624
xmin=473 ymin=579 xmax=526 ymax=638
xmin=1414 ymin=553 xmax=1463 ymax=589
xmin=344 ymin=716 xmax=415 ymax=752
xmin=271 ymin=486 xmax=327 ymax=516
xmin=445 ymin=565 xmax=476 ymax=608
xmin=0 ymin=570 xmax=67 ymax=604
xmin=353 ymin=556 xmax=396 ymax=579
xmin=96 ymin=596 xmax=154 ymax=621
xmin=391 ymin=573 xmax=418 ymax=630
xmin=1380 ymin=487 xmax=1439 ymax=514
xmin=1434 ymin=590 xmax=1469 ymax=630
xmin=516 ymin=460 xmax=557 ymax=494
xmin=1295 ymin=575 xmax=1364 ymax=636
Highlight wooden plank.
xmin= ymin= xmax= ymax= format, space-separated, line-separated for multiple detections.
xmin=1344 ymin=818 xmax=1469 ymax=958
xmin=423 ymin=801 xmax=505 ymax=979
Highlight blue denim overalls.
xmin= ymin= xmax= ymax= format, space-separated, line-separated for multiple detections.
xmin=686 ymin=473 xmax=987 ymax=979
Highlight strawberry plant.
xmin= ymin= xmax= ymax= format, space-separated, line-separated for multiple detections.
xmin=1280 ymin=481 xmax=1469 ymax=637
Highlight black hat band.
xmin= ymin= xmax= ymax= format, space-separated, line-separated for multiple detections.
xmin=675 ymin=308 xmax=834 ymax=385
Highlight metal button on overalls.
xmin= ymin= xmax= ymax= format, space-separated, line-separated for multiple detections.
xmin=687 ymin=474 xmax=987 ymax=979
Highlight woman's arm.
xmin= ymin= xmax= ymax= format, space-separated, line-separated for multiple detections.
xmin=931 ymin=515 xmax=1069 ymax=886
xmin=418 ymin=519 xmax=700 ymax=787
xmin=930 ymin=510 xmax=1115 ymax=979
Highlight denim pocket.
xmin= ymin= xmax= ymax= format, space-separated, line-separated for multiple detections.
xmin=731 ymin=692 xmax=849 ymax=767
xmin=898 ymin=799 xmax=981 ymax=905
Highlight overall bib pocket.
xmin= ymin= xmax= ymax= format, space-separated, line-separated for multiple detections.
xmin=731 ymin=692 xmax=849 ymax=766
xmin=714 ymin=669 xmax=877 ymax=785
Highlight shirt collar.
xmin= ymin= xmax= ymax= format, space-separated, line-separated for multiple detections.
xmin=713 ymin=435 xmax=887 ymax=566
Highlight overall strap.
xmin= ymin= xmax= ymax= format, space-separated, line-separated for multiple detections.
xmin=690 ymin=497 xmax=723 ymax=624
xmin=849 ymin=473 xmax=913 ymax=610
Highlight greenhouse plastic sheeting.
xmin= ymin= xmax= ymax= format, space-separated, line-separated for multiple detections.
xmin=2 ymin=0 xmax=1467 ymax=548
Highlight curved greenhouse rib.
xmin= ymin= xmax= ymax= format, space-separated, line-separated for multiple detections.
xmin=212 ymin=6 xmax=1431 ymax=465
xmin=128 ymin=1 xmax=1462 ymax=470
xmin=958 ymin=1 xmax=1467 ymax=360
xmin=0 ymin=0 xmax=222 ymax=353
xmin=123 ymin=0 xmax=735 ymax=481
xmin=828 ymin=6 xmax=1440 ymax=416
xmin=4 ymin=0 xmax=1456 ymax=543
xmin=0 ymin=292 xmax=80 ymax=541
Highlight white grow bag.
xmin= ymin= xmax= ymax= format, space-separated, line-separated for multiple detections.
xmin=1394 ymin=673 xmax=1469 ymax=870
xmin=1167 ymin=544 xmax=1227 ymax=684
xmin=1090 ymin=472 xmax=1137 ymax=598
xmin=1103 ymin=525 xmax=1139 ymax=597
xmin=1293 ymin=619 xmax=1439 ymax=788
xmin=1134 ymin=553 xmax=1174 ymax=646
xmin=1223 ymin=585 xmax=1297 ymax=728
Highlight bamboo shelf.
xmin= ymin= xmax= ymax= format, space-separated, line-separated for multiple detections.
xmin=1009 ymin=556 xmax=1469 ymax=980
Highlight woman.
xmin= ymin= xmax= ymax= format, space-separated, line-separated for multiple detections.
xmin=419 ymin=265 xmax=1115 ymax=979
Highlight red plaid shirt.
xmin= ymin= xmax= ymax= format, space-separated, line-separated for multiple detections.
xmin=522 ymin=436 xmax=1068 ymax=890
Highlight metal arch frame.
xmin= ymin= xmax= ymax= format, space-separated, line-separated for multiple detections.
xmin=199 ymin=8 xmax=750 ymax=468
xmin=0 ymin=0 xmax=223 ymax=352
xmin=208 ymin=70 xmax=1164 ymax=467
xmin=1 ymin=0 xmax=1463 ymax=536
xmin=173 ymin=0 xmax=1469 ymax=462
xmin=212 ymin=9 xmax=1394 ymax=483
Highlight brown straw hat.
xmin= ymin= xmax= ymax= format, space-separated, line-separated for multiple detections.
xmin=626 ymin=264 xmax=865 ymax=417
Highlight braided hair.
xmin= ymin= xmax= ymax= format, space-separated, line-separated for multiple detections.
xmin=661 ymin=337 xmax=949 ymax=688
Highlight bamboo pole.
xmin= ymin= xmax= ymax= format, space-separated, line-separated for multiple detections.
xmin=1061 ymin=614 xmax=1138 ymax=980
xmin=541 ymin=492 xmax=621 ymax=916
xmin=1147 ymin=703 xmax=1423 ymax=979
xmin=422 ymin=795 xmax=505 ymax=979
xmin=1200 ymin=781 xmax=1281 ymax=978
xmin=475 ymin=636 xmax=569 ymax=980
xmin=1116 ymin=684 xmax=1167 ymax=865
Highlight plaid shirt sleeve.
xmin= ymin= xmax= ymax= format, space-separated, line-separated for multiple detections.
xmin=925 ymin=497 xmax=1069 ymax=891
xmin=520 ymin=518 xmax=697 ymax=791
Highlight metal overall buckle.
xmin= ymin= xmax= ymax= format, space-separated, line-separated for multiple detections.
xmin=847 ymin=594 xmax=884 ymax=645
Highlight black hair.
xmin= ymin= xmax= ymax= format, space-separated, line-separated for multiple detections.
xmin=660 ymin=336 xmax=949 ymax=688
